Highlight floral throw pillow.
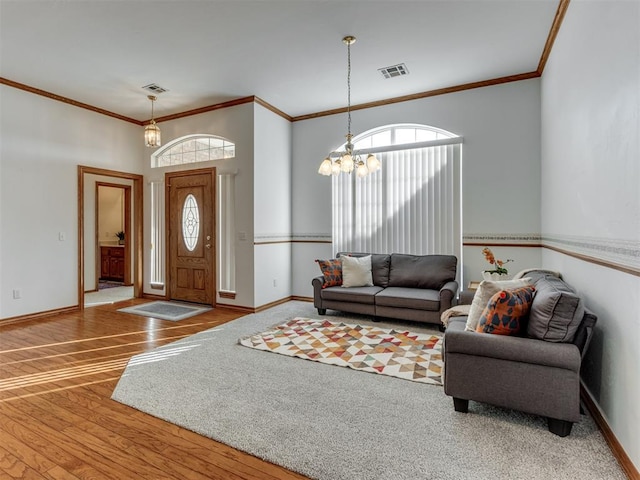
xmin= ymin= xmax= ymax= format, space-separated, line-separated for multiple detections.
xmin=476 ymin=286 xmax=536 ymax=335
xmin=316 ymin=259 xmax=343 ymax=288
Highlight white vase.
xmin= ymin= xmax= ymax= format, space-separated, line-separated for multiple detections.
xmin=482 ymin=272 xmax=509 ymax=281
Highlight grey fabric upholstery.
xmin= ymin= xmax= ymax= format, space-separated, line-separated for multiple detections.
xmin=320 ymin=285 xmax=384 ymax=304
xmin=442 ymin=273 xmax=597 ymax=437
xmin=337 ymin=252 xmax=391 ymax=287
xmin=388 ymin=254 xmax=457 ymax=289
xmin=312 ymin=253 xmax=459 ymax=325
xmin=527 ymin=274 xmax=585 ymax=342
xmin=375 ymin=287 xmax=440 ymax=310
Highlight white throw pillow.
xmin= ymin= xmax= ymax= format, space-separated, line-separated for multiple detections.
xmin=465 ymin=277 xmax=533 ymax=331
xmin=341 ymin=255 xmax=374 ymax=288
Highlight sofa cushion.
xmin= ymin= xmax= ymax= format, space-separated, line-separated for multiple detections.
xmin=337 ymin=253 xmax=391 ymax=287
xmin=465 ymin=278 xmax=533 ymax=331
xmin=527 ymin=275 xmax=584 ymax=342
xmin=321 ymin=285 xmax=384 ymax=304
xmin=315 ymin=259 xmax=342 ymax=288
xmin=476 ymin=286 xmax=536 ymax=335
xmin=341 ymin=255 xmax=373 ymax=288
xmin=374 ymin=287 xmax=440 ymax=311
xmin=388 ymin=254 xmax=457 ymax=289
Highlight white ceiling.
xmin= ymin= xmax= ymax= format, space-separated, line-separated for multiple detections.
xmin=0 ymin=0 xmax=560 ymax=121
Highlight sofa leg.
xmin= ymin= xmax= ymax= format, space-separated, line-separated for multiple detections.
xmin=371 ymin=316 xmax=380 ymax=322
xmin=548 ymin=418 xmax=573 ymax=437
xmin=453 ymin=397 xmax=469 ymax=413
xmin=438 ymin=323 xmax=446 ymax=332
xmin=317 ymin=308 xmax=326 ymax=315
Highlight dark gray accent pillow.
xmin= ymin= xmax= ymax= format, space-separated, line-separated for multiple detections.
xmin=336 ymin=252 xmax=391 ymax=287
xmin=388 ymin=254 xmax=457 ymax=290
xmin=527 ymin=275 xmax=584 ymax=342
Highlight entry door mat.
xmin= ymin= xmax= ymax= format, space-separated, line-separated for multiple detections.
xmin=118 ymin=301 xmax=212 ymax=321
xmin=240 ymin=317 xmax=443 ymax=385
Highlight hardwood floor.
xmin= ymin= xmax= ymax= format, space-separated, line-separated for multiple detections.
xmin=0 ymin=300 xmax=309 ymax=480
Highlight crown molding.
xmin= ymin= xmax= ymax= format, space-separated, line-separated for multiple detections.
xmin=1 ymin=1 xmax=569 ymax=126
xmin=0 ymin=77 xmax=143 ymax=125
xmin=537 ymin=0 xmax=571 ymax=74
xmin=291 ymin=71 xmax=540 ymax=122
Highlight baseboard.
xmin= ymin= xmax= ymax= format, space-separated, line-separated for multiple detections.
xmin=216 ymin=303 xmax=255 ymax=314
xmin=0 ymin=305 xmax=80 ymax=326
xmin=291 ymin=295 xmax=313 ymax=303
xmin=581 ymin=382 xmax=640 ymax=479
xmin=255 ymin=296 xmax=294 ymax=313
xmin=141 ymin=293 xmax=167 ymax=301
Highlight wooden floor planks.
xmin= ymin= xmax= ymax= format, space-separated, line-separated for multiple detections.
xmin=0 ymin=301 xmax=309 ymax=480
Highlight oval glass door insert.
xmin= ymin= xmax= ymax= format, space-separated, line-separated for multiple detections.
xmin=182 ymin=193 xmax=200 ymax=251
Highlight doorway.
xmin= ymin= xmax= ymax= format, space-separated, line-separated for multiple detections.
xmin=166 ymin=168 xmax=216 ymax=305
xmin=96 ymin=183 xmax=132 ymax=287
xmin=78 ymin=166 xmax=143 ymax=310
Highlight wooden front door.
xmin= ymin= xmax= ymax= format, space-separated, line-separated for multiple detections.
xmin=166 ymin=169 xmax=216 ymax=305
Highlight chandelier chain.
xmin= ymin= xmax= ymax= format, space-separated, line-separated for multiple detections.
xmin=346 ymin=39 xmax=351 ymax=139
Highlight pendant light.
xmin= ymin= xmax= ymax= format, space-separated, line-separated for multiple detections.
xmin=144 ymin=95 xmax=161 ymax=148
xmin=318 ymin=36 xmax=380 ymax=177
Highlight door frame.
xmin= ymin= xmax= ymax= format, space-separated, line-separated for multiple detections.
xmin=165 ymin=167 xmax=217 ymax=306
xmin=95 ymin=182 xmax=132 ymax=287
xmin=78 ymin=165 xmax=143 ymax=310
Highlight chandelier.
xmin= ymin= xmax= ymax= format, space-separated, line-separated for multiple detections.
xmin=318 ymin=36 xmax=380 ymax=178
xmin=144 ymin=95 xmax=161 ymax=148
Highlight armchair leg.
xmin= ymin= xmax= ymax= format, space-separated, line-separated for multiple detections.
xmin=453 ymin=397 xmax=469 ymax=413
xmin=317 ymin=308 xmax=326 ymax=315
xmin=548 ymin=418 xmax=573 ymax=437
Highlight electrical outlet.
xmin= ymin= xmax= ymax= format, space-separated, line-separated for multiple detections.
xmin=12 ymin=289 xmax=21 ymax=299
xmin=58 ymin=232 xmax=66 ymax=241
xmin=273 ymin=279 xmax=277 ymax=287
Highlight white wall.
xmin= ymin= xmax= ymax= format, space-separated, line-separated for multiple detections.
xmin=253 ymin=104 xmax=292 ymax=307
xmin=142 ymin=103 xmax=256 ymax=308
xmin=291 ymin=79 xmax=542 ymax=297
xmin=541 ymin=0 xmax=640 ymax=469
xmin=0 ymin=86 xmax=143 ymax=318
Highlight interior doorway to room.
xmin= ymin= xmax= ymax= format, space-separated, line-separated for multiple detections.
xmin=78 ymin=166 xmax=143 ymax=309
xmin=166 ymin=168 xmax=216 ymax=306
xmin=96 ymin=183 xmax=131 ymax=287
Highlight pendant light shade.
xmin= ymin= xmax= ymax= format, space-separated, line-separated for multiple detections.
xmin=145 ymin=95 xmax=161 ymax=148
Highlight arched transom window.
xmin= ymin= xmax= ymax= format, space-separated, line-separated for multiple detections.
xmin=152 ymin=134 xmax=235 ymax=168
xmin=347 ymin=123 xmax=457 ymax=151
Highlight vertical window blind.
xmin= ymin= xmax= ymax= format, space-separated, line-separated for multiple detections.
xmin=332 ymin=143 xmax=461 ymax=257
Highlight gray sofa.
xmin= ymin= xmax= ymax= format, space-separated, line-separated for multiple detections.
xmin=443 ymin=270 xmax=596 ymax=436
xmin=312 ymin=252 xmax=458 ymax=325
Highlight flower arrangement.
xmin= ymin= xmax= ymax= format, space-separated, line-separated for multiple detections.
xmin=482 ymin=247 xmax=513 ymax=275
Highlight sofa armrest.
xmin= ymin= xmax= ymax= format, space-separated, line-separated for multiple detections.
xmin=444 ymin=320 xmax=581 ymax=372
xmin=439 ymin=281 xmax=458 ymax=309
xmin=312 ymin=276 xmax=325 ymax=306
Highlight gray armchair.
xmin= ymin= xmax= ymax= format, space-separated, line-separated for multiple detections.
xmin=443 ymin=273 xmax=597 ymax=437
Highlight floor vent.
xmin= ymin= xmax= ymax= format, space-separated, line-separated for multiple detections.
xmin=378 ymin=63 xmax=409 ymax=79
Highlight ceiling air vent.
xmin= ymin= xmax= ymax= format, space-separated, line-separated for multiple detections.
xmin=378 ymin=63 xmax=409 ymax=79
xmin=142 ymin=83 xmax=168 ymax=94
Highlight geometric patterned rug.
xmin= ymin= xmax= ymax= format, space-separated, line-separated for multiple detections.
xmin=239 ymin=317 xmax=443 ymax=385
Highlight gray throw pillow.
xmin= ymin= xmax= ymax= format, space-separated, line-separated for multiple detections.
xmin=527 ymin=275 xmax=584 ymax=342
